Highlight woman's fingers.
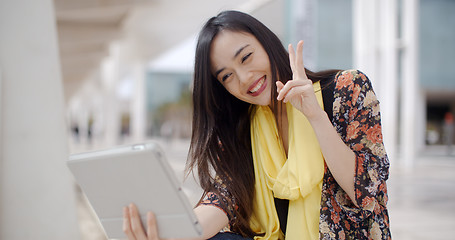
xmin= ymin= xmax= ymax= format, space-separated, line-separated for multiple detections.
xmin=276 ymin=81 xmax=284 ymax=93
xmin=282 ymin=85 xmax=310 ymax=103
xmin=288 ymin=40 xmax=307 ymax=80
xmin=277 ymin=78 xmax=312 ymax=102
xmin=295 ymin=40 xmax=307 ymax=79
xmin=288 ymin=43 xmax=297 ymax=78
xmin=277 ymin=80 xmax=294 ymax=101
xmin=276 ymin=81 xmax=287 ymax=101
xmin=280 ymin=40 xmax=312 ymax=103
xmin=129 ymin=204 xmax=148 ymax=240
xmin=146 ymin=212 xmax=160 ymax=240
xmin=123 ymin=206 xmax=136 ymax=240
xmin=276 ymin=80 xmax=288 ymax=101
xmin=123 ymin=204 xmax=161 ymax=240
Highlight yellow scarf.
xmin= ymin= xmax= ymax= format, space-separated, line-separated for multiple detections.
xmin=249 ymin=82 xmax=324 ymax=240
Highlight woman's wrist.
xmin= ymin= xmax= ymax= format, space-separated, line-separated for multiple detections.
xmin=307 ymin=109 xmax=328 ymax=125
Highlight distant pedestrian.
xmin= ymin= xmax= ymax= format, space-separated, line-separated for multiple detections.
xmin=444 ymin=112 xmax=454 ymax=155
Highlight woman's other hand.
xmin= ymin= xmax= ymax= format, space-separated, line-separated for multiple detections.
xmin=123 ymin=203 xmax=161 ymax=240
xmin=276 ymin=40 xmax=325 ymax=121
xmin=123 ymin=203 xmax=228 ymax=240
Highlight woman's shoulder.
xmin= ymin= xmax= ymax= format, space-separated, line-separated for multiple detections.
xmin=332 ymin=69 xmax=375 ymax=98
xmin=332 ymin=69 xmax=379 ymax=112
xmin=333 ymin=69 xmax=371 ymax=88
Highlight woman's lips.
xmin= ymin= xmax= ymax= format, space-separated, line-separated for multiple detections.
xmin=248 ymin=76 xmax=267 ymax=97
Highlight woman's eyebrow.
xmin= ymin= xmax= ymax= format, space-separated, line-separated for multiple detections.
xmin=215 ymin=68 xmax=225 ymax=79
xmin=233 ymin=44 xmax=250 ymax=60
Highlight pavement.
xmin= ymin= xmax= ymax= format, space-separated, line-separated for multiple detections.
xmin=72 ymin=139 xmax=455 ymax=240
xmin=387 ymin=150 xmax=455 ymax=239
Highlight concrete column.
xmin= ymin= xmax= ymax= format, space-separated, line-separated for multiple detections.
xmin=0 ymin=0 xmax=80 ymax=239
xmin=131 ymin=62 xmax=147 ymax=142
xmin=101 ymin=42 xmax=122 ymax=146
xmin=0 ymin=69 xmax=3 ymax=126
xmin=78 ymin=104 xmax=90 ymax=146
xmin=353 ymin=0 xmax=379 ymax=83
xmin=353 ymin=0 xmax=399 ymax=163
xmin=400 ymin=0 xmax=419 ymax=167
xmin=379 ymin=0 xmax=399 ymax=163
xmin=0 ymin=70 xmax=3 ymax=192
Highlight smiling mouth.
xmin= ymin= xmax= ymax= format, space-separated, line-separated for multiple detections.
xmin=248 ymin=76 xmax=267 ymax=96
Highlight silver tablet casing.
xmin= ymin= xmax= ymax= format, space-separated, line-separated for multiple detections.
xmin=67 ymin=143 xmax=203 ymax=239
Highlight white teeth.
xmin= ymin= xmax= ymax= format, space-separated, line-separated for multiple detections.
xmin=250 ymin=77 xmax=265 ymax=93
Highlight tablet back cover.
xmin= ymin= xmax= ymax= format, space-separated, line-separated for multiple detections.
xmin=67 ymin=143 xmax=203 ymax=239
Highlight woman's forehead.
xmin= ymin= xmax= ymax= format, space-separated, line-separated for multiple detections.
xmin=212 ymin=30 xmax=255 ymax=46
xmin=210 ymin=31 xmax=258 ymax=60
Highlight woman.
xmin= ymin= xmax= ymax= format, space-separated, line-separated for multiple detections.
xmin=123 ymin=10 xmax=391 ymax=240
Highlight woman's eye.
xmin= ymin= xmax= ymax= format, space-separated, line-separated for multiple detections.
xmin=241 ymin=52 xmax=253 ymax=63
xmin=222 ymin=73 xmax=232 ymax=82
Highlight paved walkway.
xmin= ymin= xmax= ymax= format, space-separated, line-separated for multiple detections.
xmin=73 ymin=140 xmax=455 ymax=239
xmin=387 ymin=155 xmax=455 ymax=239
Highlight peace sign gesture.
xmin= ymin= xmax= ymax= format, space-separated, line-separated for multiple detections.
xmin=276 ymin=40 xmax=325 ymax=122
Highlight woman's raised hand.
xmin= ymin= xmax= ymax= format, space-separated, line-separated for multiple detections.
xmin=276 ymin=40 xmax=324 ymax=121
xmin=123 ymin=203 xmax=162 ymax=240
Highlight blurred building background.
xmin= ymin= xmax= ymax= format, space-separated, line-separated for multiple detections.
xmin=1 ymin=0 xmax=454 ymax=239
xmin=60 ymin=0 xmax=455 ymax=164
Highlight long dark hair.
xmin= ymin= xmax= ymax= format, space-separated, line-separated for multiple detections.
xmin=186 ymin=10 xmax=339 ymax=237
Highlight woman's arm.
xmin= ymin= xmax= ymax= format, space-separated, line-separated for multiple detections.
xmin=194 ymin=205 xmax=230 ymax=239
xmin=306 ymin=110 xmax=358 ymax=206
xmin=276 ymin=41 xmax=357 ymax=204
xmin=278 ymin=44 xmax=389 ymax=209
xmin=123 ymin=203 xmax=228 ymax=240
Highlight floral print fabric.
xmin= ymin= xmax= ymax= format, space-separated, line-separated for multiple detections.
xmin=319 ymin=70 xmax=390 ymax=239
xmin=201 ymin=176 xmax=238 ymax=230
xmin=200 ymin=70 xmax=391 ymax=239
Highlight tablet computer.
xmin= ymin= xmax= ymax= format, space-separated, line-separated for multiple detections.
xmin=67 ymin=142 xmax=203 ymax=239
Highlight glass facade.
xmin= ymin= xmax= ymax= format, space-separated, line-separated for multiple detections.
xmin=419 ymin=0 xmax=455 ymax=90
xmin=317 ymin=0 xmax=353 ymax=71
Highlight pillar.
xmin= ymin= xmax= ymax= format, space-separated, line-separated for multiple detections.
xmin=101 ymin=42 xmax=122 ymax=146
xmin=353 ymin=0 xmax=379 ymax=82
xmin=379 ymin=0 xmax=399 ymax=163
xmin=0 ymin=0 xmax=80 ymax=239
xmin=353 ymin=0 xmax=399 ymax=163
xmin=131 ymin=62 xmax=147 ymax=142
xmin=400 ymin=0 xmax=419 ymax=167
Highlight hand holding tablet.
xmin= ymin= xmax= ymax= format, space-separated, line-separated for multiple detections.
xmin=67 ymin=143 xmax=203 ymax=239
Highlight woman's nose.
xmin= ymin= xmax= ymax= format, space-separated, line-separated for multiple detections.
xmin=237 ymin=69 xmax=253 ymax=86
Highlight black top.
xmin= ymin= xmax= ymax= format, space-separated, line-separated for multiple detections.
xmin=274 ymin=76 xmax=335 ymax=234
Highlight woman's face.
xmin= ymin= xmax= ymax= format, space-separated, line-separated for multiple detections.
xmin=210 ymin=30 xmax=273 ymax=106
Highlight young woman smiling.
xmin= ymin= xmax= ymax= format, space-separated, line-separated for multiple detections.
xmin=123 ymin=10 xmax=391 ymax=240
